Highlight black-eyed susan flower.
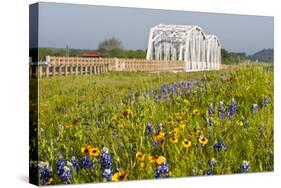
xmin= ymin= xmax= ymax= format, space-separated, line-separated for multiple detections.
xmin=193 ymin=109 xmax=200 ymax=116
xmin=90 ymin=147 xmax=100 ymax=157
xmin=46 ymin=178 xmax=54 ymax=185
xmin=155 ymin=156 xmax=166 ymax=165
xmin=182 ymin=139 xmax=192 ymax=148
xmin=111 ymin=114 xmax=117 ymax=121
xmin=198 ymin=137 xmax=208 ymax=145
xmin=175 ymin=112 xmax=185 ymax=121
xmin=148 ymin=155 xmax=156 ymax=163
xmin=64 ymin=124 xmax=73 ymax=129
xmin=112 ymin=170 xmax=128 ymax=181
xmin=167 ymin=116 xmax=173 ymax=123
xmin=81 ymin=145 xmax=91 ymax=155
xmin=188 ymin=131 xmax=196 ymax=137
xmin=196 ymin=130 xmax=204 ymax=137
xmin=169 ymin=127 xmax=179 ymax=136
xmin=153 ymin=131 xmax=165 ymax=140
xmin=140 ymin=162 xmax=152 ymax=169
xmin=179 ymin=121 xmax=186 ymax=129
xmin=170 ymin=137 xmax=178 ymax=144
xmin=140 ymin=162 xmax=146 ymax=168
xmin=236 ymin=120 xmax=244 ymax=127
xmin=136 ymin=152 xmax=145 ymax=161
xmin=159 ymin=139 xmax=165 ymax=147
xmin=122 ymin=108 xmax=132 ymax=117
xmin=183 ymin=99 xmax=190 ymax=105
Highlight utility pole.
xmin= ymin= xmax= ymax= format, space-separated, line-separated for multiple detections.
xmin=66 ymin=45 xmax=69 ymax=57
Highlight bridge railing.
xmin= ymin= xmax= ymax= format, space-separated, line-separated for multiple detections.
xmin=30 ymin=56 xmax=185 ymax=77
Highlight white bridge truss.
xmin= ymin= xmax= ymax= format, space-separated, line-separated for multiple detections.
xmin=146 ymin=24 xmax=221 ymax=72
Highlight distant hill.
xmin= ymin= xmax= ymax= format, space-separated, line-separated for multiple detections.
xmin=247 ymin=49 xmax=273 ymax=62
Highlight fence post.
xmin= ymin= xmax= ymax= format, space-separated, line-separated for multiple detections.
xmin=46 ymin=64 xmax=49 ymax=77
xmin=39 ymin=65 xmax=43 ymax=78
xmin=89 ymin=65 xmax=92 ymax=75
xmin=75 ymin=64 xmax=78 ymax=75
xmin=69 ymin=64 xmax=71 ymax=76
xmin=65 ymin=64 xmax=68 ymax=76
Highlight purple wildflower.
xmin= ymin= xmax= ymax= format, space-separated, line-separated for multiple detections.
xmin=208 ymin=104 xmax=214 ymax=116
xmin=264 ymin=96 xmax=269 ymax=107
xmin=218 ymin=102 xmax=225 ymax=118
xmin=252 ymin=104 xmax=258 ymax=112
xmin=227 ymin=98 xmax=237 ymax=117
xmin=81 ymin=156 xmax=95 ymax=169
xmin=38 ymin=161 xmax=53 ymax=185
xmin=214 ymin=140 xmax=227 ymax=152
xmin=241 ymin=160 xmax=250 ymax=173
xmin=100 ymin=147 xmax=114 ymax=180
xmin=155 ymin=162 xmax=169 ymax=178
xmin=204 ymin=169 xmax=214 ymax=175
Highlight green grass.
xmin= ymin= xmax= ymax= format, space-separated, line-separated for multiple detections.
xmin=36 ymin=64 xmax=273 ymax=185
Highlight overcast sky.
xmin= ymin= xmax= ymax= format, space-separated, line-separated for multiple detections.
xmin=33 ymin=2 xmax=274 ymax=55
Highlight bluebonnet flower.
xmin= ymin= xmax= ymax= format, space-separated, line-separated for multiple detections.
xmin=252 ymin=104 xmax=258 ymax=112
xmin=264 ymin=96 xmax=269 ymax=107
xmin=218 ymin=102 xmax=225 ymax=118
xmin=241 ymin=160 xmax=250 ymax=173
xmin=169 ymin=84 xmax=176 ymax=93
xmin=100 ymin=147 xmax=114 ymax=180
xmin=69 ymin=156 xmax=79 ymax=172
xmin=239 ymin=117 xmax=250 ymax=127
xmin=227 ymin=98 xmax=237 ymax=117
xmin=56 ymin=157 xmax=67 ymax=176
xmin=38 ymin=161 xmax=53 ymax=185
xmin=155 ymin=162 xmax=169 ymax=178
xmin=98 ymin=104 xmax=103 ymax=111
xmin=156 ymin=124 xmax=167 ymax=136
xmin=208 ymin=104 xmax=214 ymax=116
xmin=56 ymin=158 xmax=73 ymax=184
xmin=208 ymin=158 xmax=217 ymax=167
xmin=244 ymin=120 xmax=250 ymax=126
xmin=152 ymin=141 xmax=159 ymax=148
xmin=207 ymin=117 xmax=214 ymax=127
xmin=160 ymin=84 xmax=168 ymax=95
xmin=204 ymin=169 xmax=214 ymax=175
xmin=146 ymin=123 xmax=154 ymax=135
xmin=60 ymin=165 xmax=73 ymax=184
xmin=81 ymin=156 xmax=95 ymax=169
xmin=214 ymin=140 xmax=227 ymax=152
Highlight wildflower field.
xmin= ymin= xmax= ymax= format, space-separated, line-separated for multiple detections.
xmin=32 ymin=64 xmax=273 ymax=185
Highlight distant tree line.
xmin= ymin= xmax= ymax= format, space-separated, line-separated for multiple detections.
xmin=221 ymin=48 xmax=246 ymax=64
xmin=32 ymin=37 xmax=257 ymax=64
xmin=34 ymin=47 xmax=146 ymax=61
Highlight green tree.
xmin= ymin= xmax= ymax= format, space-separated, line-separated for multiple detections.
xmin=98 ymin=37 xmax=123 ymax=51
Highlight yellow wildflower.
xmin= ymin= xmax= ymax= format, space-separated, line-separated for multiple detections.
xmin=183 ymin=99 xmax=190 ymax=105
xmin=136 ymin=152 xmax=145 ymax=161
xmin=81 ymin=145 xmax=91 ymax=155
xmin=112 ymin=170 xmax=128 ymax=181
xmin=193 ymin=109 xmax=200 ymax=116
xmin=198 ymin=137 xmax=208 ymax=145
xmin=182 ymin=139 xmax=192 ymax=148
xmin=170 ymin=137 xmax=178 ymax=144
xmin=155 ymin=156 xmax=166 ymax=165
xmin=89 ymin=147 xmax=100 ymax=157
xmin=122 ymin=108 xmax=132 ymax=117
